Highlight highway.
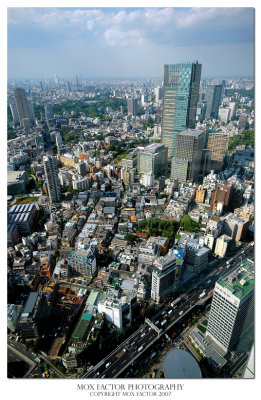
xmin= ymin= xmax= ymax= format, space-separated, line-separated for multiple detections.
xmin=81 ymin=242 xmax=254 ymax=379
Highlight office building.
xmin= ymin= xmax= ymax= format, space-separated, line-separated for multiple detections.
xmin=9 ymin=102 xmax=19 ymax=125
xmin=14 ymin=87 xmax=34 ymax=129
xmin=67 ymin=246 xmax=97 ymax=278
xmin=207 ymin=131 xmax=228 ymax=171
xmin=44 ymin=104 xmax=53 ymax=121
xmin=171 ymin=129 xmax=204 ymax=182
xmin=170 ymin=158 xmax=189 ymax=182
xmin=218 ymin=108 xmax=231 ymax=124
xmin=43 ymin=155 xmax=61 ymax=203
xmin=228 ymin=102 xmax=237 ymax=121
xmin=196 ymin=101 xmax=207 ymax=123
xmin=206 ymin=259 xmax=254 ymax=353
xmin=155 ymin=87 xmax=163 ymax=103
xmin=222 ymin=213 xmax=250 ymax=242
xmin=137 ymin=143 xmax=168 ymax=177
xmin=161 ymin=61 xmax=202 ymax=157
xmin=8 ymin=304 xmax=21 ymax=332
xmin=177 ymin=234 xmax=210 ymax=273
xmin=127 ymin=98 xmax=139 ymax=116
xmin=151 ymin=253 xmax=177 ymax=303
xmin=18 ymin=292 xmax=48 ymax=338
xmin=214 ymin=234 xmax=232 ymax=257
xmin=205 ymin=85 xmax=223 ymax=119
xmin=98 ymin=298 xmax=123 ymax=333
xmin=141 ymin=171 xmax=154 ymax=188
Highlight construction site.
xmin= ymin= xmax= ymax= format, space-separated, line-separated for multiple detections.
xmin=47 ymin=283 xmax=88 ymax=357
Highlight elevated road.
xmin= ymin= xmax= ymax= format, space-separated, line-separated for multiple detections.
xmin=82 ymin=243 xmax=254 ymax=378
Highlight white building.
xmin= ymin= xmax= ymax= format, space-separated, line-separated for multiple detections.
xmin=98 ymin=298 xmax=123 ymax=333
xmin=206 ymin=259 xmax=254 ymax=353
xmin=214 ymin=234 xmax=232 ymax=257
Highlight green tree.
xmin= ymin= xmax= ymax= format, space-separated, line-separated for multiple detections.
xmin=124 ymin=234 xmax=136 ymax=242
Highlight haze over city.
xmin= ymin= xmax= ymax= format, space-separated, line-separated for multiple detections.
xmin=8 ymin=7 xmax=254 ymax=80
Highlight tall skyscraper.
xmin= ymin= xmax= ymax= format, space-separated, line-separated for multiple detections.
xmin=205 ymin=85 xmax=223 ymax=119
xmin=43 ymin=155 xmax=61 ymax=203
xmin=127 ymin=98 xmax=139 ymax=116
xmin=161 ymin=61 xmax=202 ymax=157
xmin=171 ymin=129 xmax=205 ymax=182
xmin=206 ymin=259 xmax=254 ymax=353
xmin=14 ymin=88 xmax=34 ymax=130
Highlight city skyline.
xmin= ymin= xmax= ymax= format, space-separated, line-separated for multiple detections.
xmin=8 ymin=7 xmax=254 ymax=80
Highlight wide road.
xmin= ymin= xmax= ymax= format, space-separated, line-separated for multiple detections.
xmin=82 ymin=243 xmax=254 ymax=378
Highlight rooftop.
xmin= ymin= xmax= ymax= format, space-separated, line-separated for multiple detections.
xmin=176 ymin=129 xmax=204 ymax=138
xmin=219 ymin=259 xmax=254 ymax=299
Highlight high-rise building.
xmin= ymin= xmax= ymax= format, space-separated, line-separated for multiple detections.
xmin=151 ymin=253 xmax=178 ymax=303
xmin=205 ymin=85 xmax=223 ymax=119
xmin=137 ymin=143 xmax=168 ymax=177
xmin=214 ymin=234 xmax=232 ymax=257
xmin=218 ymin=107 xmax=230 ymax=124
xmin=196 ymin=101 xmax=207 ymax=123
xmin=228 ymin=102 xmax=237 ymax=121
xmin=155 ymin=87 xmax=163 ymax=103
xmin=9 ymin=102 xmax=19 ymax=125
xmin=161 ymin=61 xmax=202 ymax=157
xmin=43 ymin=155 xmax=61 ymax=203
xmin=206 ymin=259 xmax=254 ymax=353
xmin=14 ymin=87 xmax=34 ymax=129
xmin=127 ymin=98 xmax=139 ymax=116
xmin=171 ymin=129 xmax=204 ymax=182
xmin=207 ymin=131 xmax=228 ymax=171
xmin=44 ymin=104 xmax=53 ymax=121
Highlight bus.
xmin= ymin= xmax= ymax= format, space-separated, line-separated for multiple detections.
xmin=171 ymin=297 xmax=182 ymax=309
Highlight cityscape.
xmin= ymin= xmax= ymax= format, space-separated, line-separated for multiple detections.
xmin=7 ymin=7 xmax=255 ymax=382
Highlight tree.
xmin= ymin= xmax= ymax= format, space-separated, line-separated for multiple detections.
xmin=180 ymin=215 xmax=200 ymax=232
xmin=124 ymin=234 xmax=136 ymax=243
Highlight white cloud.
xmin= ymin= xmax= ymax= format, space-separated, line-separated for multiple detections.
xmin=104 ymin=28 xmax=145 ymax=46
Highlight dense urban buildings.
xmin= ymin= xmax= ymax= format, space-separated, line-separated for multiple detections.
xmin=7 ymin=63 xmax=254 ymax=380
xmin=161 ymin=61 xmax=202 ymax=157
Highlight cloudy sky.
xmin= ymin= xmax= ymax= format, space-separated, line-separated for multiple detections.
xmin=7 ymin=7 xmax=254 ymax=80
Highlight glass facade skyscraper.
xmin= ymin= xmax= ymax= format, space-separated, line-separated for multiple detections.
xmin=205 ymin=85 xmax=223 ymax=119
xmin=161 ymin=61 xmax=202 ymax=157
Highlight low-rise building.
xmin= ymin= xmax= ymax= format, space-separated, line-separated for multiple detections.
xmin=67 ymin=246 xmax=97 ymax=278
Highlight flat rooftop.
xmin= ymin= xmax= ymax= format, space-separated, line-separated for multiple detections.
xmin=176 ymin=129 xmax=204 ymax=138
xmin=219 ymin=259 xmax=254 ymax=299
